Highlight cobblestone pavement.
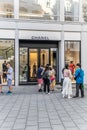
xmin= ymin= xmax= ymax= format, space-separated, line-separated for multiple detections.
xmin=0 ymin=85 xmax=87 ymax=130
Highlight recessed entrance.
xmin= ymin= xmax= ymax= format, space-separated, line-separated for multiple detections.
xmin=19 ymin=40 xmax=59 ymax=84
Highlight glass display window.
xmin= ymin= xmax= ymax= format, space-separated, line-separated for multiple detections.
xmin=0 ymin=40 xmax=14 ymax=85
xmin=64 ymin=0 xmax=79 ymax=21
xmin=65 ymin=41 xmax=80 ymax=65
xmin=0 ymin=0 xmax=14 ymax=18
xmin=19 ymin=0 xmax=59 ymax=20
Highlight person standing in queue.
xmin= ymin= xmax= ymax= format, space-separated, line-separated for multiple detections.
xmin=37 ymin=65 xmax=44 ymax=92
xmin=62 ymin=64 xmax=73 ymax=99
xmin=43 ymin=65 xmax=50 ymax=94
xmin=73 ymin=63 xmax=84 ymax=98
xmin=4 ymin=62 xmax=13 ymax=94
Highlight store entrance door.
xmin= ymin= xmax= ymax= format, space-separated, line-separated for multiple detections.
xmin=19 ymin=40 xmax=58 ymax=85
xmin=29 ymin=49 xmax=38 ymax=82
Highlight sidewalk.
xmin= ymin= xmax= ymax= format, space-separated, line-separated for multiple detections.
xmin=0 ymin=85 xmax=87 ymax=130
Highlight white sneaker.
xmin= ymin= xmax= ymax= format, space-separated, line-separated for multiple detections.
xmin=63 ymin=95 xmax=65 ymax=98
xmin=68 ymin=96 xmax=72 ymax=99
xmin=48 ymin=93 xmax=50 ymax=94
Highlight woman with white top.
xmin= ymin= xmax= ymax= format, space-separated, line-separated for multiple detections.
xmin=62 ymin=64 xmax=72 ymax=99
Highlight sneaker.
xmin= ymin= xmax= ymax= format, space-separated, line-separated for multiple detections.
xmin=6 ymin=91 xmax=12 ymax=95
xmin=48 ymin=92 xmax=50 ymax=94
xmin=81 ymin=95 xmax=84 ymax=98
xmin=63 ymin=95 xmax=65 ymax=98
xmin=73 ymin=96 xmax=78 ymax=98
xmin=68 ymin=96 xmax=72 ymax=99
xmin=0 ymin=91 xmax=4 ymax=94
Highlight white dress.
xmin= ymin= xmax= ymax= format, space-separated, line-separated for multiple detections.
xmin=62 ymin=69 xmax=72 ymax=98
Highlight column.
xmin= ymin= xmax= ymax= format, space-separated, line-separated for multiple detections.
xmin=15 ymin=26 xmax=19 ymax=87
xmin=14 ymin=0 xmax=19 ymax=19
xmin=60 ymin=0 xmax=64 ymax=21
xmin=59 ymin=26 xmax=64 ymax=82
xmin=79 ymin=0 xmax=83 ymax=22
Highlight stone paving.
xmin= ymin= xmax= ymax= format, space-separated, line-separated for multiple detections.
xmin=0 ymin=85 xmax=87 ymax=130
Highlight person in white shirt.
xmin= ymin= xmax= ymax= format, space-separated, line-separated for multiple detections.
xmin=4 ymin=62 xmax=13 ymax=94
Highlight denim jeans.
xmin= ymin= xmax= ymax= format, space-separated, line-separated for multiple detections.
xmin=76 ymin=83 xmax=84 ymax=97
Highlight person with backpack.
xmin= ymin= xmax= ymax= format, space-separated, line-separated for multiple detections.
xmin=43 ymin=65 xmax=50 ymax=94
xmin=37 ymin=65 xmax=44 ymax=92
xmin=73 ymin=63 xmax=84 ymax=98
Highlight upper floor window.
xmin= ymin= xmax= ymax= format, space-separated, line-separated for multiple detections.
xmin=19 ymin=0 xmax=60 ymax=20
xmin=64 ymin=0 xmax=79 ymax=21
xmin=0 ymin=0 xmax=14 ymax=18
xmin=82 ymin=0 xmax=87 ymax=22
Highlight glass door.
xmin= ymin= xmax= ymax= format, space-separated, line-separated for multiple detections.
xmin=29 ymin=49 xmax=38 ymax=82
xmin=50 ymin=48 xmax=57 ymax=80
xmin=40 ymin=49 xmax=49 ymax=66
xmin=19 ymin=48 xmax=28 ymax=83
xmin=19 ymin=47 xmax=58 ymax=84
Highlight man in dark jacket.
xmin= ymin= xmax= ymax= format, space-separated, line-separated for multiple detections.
xmin=37 ymin=65 xmax=44 ymax=92
xmin=43 ymin=65 xmax=50 ymax=94
xmin=73 ymin=63 xmax=84 ymax=98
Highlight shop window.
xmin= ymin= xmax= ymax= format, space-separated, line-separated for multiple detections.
xmin=19 ymin=0 xmax=60 ymax=20
xmin=64 ymin=0 xmax=79 ymax=21
xmin=0 ymin=40 xmax=14 ymax=85
xmin=65 ymin=41 xmax=80 ymax=65
xmin=82 ymin=0 xmax=87 ymax=22
xmin=0 ymin=0 xmax=14 ymax=18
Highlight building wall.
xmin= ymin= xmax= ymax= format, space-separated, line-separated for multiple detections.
xmin=0 ymin=20 xmax=87 ymax=85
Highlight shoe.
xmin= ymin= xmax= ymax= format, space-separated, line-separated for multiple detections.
xmin=63 ymin=95 xmax=65 ymax=98
xmin=6 ymin=91 xmax=12 ymax=95
xmin=0 ymin=91 xmax=4 ymax=94
xmin=48 ymin=93 xmax=50 ymax=94
xmin=81 ymin=95 xmax=84 ymax=98
xmin=38 ymin=89 xmax=42 ymax=92
xmin=68 ymin=96 xmax=72 ymax=99
xmin=73 ymin=96 xmax=78 ymax=98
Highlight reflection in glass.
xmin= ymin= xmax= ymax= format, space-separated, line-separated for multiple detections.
xmin=19 ymin=48 xmax=28 ymax=82
xmin=50 ymin=48 xmax=57 ymax=67
xmin=40 ymin=49 xmax=49 ymax=66
xmin=65 ymin=41 xmax=80 ymax=65
xmin=0 ymin=40 xmax=14 ymax=85
xmin=19 ymin=0 xmax=59 ymax=20
xmin=0 ymin=0 xmax=14 ymax=18
xmin=29 ymin=49 xmax=38 ymax=81
xmin=50 ymin=48 xmax=57 ymax=77
xmin=82 ymin=0 xmax=87 ymax=22
xmin=64 ymin=0 xmax=79 ymax=21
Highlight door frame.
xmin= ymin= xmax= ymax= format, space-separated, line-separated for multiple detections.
xmin=19 ymin=40 xmax=59 ymax=85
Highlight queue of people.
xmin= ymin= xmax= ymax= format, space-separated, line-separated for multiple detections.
xmin=62 ymin=62 xmax=84 ymax=99
xmin=37 ymin=64 xmax=56 ymax=94
xmin=0 ymin=60 xmax=85 ymax=98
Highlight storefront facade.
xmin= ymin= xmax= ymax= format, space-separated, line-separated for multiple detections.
xmin=0 ymin=0 xmax=87 ymax=86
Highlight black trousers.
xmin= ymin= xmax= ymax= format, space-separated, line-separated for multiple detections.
xmin=43 ymin=78 xmax=50 ymax=93
xmin=76 ymin=83 xmax=84 ymax=97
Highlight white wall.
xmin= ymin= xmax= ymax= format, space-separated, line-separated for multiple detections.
xmin=81 ymin=32 xmax=87 ymax=84
xmin=19 ymin=30 xmax=61 ymax=40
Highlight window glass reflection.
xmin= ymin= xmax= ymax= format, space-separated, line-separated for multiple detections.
xmin=40 ymin=49 xmax=49 ymax=66
xmin=65 ymin=41 xmax=80 ymax=65
xmin=19 ymin=48 xmax=28 ymax=83
xmin=0 ymin=0 xmax=14 ymax=18
xmin=0 ymin=40 xmax=14 ymax=85
xmin=19 ymin=0 xmax=59 ymax=20
xmin=64 ymin=0 xmax=79 ymax=21
xmin=82 ymin=0 xmax=87 ymax=22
